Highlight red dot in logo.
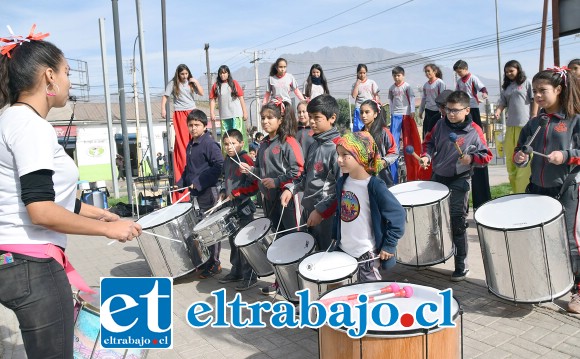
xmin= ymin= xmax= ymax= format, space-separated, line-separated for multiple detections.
xmin=153 ymin=339 xmax=158 ymax=345
xmin=400 ymin=313 xmax=414 ymax=327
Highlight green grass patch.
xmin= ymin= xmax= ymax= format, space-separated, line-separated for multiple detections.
xmin=108 ymin=196 xmax=129 ymax=207
xmin=490 ymin=183 xmax=513 ymax=199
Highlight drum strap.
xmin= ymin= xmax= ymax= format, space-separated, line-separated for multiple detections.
xmin=556 ymin=166 xmax=580 ymax=200
xmin=0 ymin=243 xmax=95 ymax=294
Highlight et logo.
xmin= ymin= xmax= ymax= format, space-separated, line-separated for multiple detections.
xmin=100 ymin=277 xmax=173 ymax=349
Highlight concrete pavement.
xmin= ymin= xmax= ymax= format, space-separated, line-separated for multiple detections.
xmin=2 ymin=163 xmax=580 ymax=359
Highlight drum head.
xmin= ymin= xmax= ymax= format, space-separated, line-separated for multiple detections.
xmin=267 ymin=232 xmax=315 ymax=264
xmin=234 ymin=217 xmax=272 ymax=247
xmin=299 ymin=251 xmax=357 ymax=282
xmin=390 ymin=181 xmax=449 ymax=206
xmin=136 ymin=203 xmax=192 ymax=229
xmin=319 ymin=282 xmax=460 ymax=336
xmin=475 ymin=194 xmax=563 ymax=229
xmin=194 ymin=208 xmax=231 ymax=231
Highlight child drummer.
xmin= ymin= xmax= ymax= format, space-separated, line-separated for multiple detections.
xmin=332 ymin=131 xmax=406 ymax=282
xmin=281 ymin=94 xmax=341 ymax=251
xmin=420 ymin=91 xmax=493 ymax=281
xmin=218 ymin=129 xmax=260 ymax=291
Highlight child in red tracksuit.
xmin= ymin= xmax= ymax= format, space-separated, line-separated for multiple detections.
xmin=240 ymin=99 xmax=304 ymax=296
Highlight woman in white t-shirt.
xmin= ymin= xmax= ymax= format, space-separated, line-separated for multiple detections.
xmin=0 ymin=28 xmax=140 ymax=358
xmin=303 ymin=63 xmax=329 ymax=100
xmin=262 ymin=57 xmax=305 ymax=105
xmin=209 ymin=65 xmax=249 ymax=151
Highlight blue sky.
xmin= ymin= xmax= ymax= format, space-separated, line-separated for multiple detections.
xmin=1 ymin=0 xmax=578 ymax=100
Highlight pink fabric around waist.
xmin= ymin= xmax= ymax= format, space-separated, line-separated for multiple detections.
xmin=0 ymin=243 xmax=95 ymax=294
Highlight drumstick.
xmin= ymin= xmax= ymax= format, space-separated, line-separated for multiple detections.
xmin=319 ymin=283 xmax=400 ymax=306
xmin=449 ymin=133 xmax=464 ymax=158
xmin=404 ymin=145 xmax=424 ymax=165
xmin=173 ymin=190 xmax=191 ymax=205
xmin=107 ymin=230 xmax=183 ymax=245
xmin=305 ymin=239 xmax=336 ymax=271
xmin=167 ymin=186 xmax=189 ymax=194
xmin=321 ymin=255 xmax=380 ymax=271
xmin=229 ymin=156 xmax=263 ymax=181
xmin=271 ymin=223 xmax=307 ymax=236
xmin=324 ymin=286 xmax=413 ymax=307
xmin=272 ymin=205 xmax=285 ymax=241
xmin=204 ymin=197 xmax=231 ymax=215
xmin=521 ymin=145 xmax=549 ymax=159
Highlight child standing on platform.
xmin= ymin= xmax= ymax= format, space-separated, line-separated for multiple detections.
xmin=176 ymin=109 xmax=224 ymax=279
xmin=281 ymin=94 xmax=341 ymax=251
xmin=419 ymin=64 xmax=447 ymax=138
xmin=303 ymin=64 xmax=329 ymax=100
xmin=263 ymin=58 xmax=305 ymax=105
xmin=494 ymin=60 xmax=537 ymax=193
xmin=296 ymin=99 xmax=315 ymax=153
xmin=359 ymin=99 xmax=398 ymax=187
xmin=420 ymin=91 xmax=493 ymax=281
xmin=162 ymin=64 xmax=204 ymax=202
xmin=388 ymin=66 xmax=423 ymax=183
xmin=513 ymin=67 xmax=580 ymax=313
xmin=333 ymin=131 xmax=405 ymax=282
xmin=240 ymin=99 xmax=304 ymax=295
xmin=453 ymin=60 xmax=491 ymax=209
xmin=219 ymin=129 xmax=259 ymax=291
xmin=351 ymin=64 xmax=380 ymax=132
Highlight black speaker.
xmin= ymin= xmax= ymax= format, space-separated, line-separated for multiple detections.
xmin=559 ymin=0 xmax=580 ymax=37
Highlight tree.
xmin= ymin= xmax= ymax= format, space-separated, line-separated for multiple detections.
xmin=336 ymin=98 xmax=351 ymax=133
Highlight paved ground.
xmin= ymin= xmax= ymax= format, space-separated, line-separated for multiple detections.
xmin=2 ymin=163 xmax=580 ymax=359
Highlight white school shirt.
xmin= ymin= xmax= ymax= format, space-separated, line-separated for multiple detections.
xmin=266 ymin=74 xmax=299 ymax=103
xmin=497 ymin=79 xmax=534 ymax=127
xmin=456 ymin=74 xmax=486 ymax=108
xmin=420 ymin=78 xmax=447 ymax=113
xmin=164 ymin=80 xmax=197 ymax=111
xmin=339 ymin=176 xmax=374 ymax=258
xmin=352 ymin=79 xmax=379 ymax=108
xmin=388 ymin=82 xmax=414 ymax=115
xmin=0 ymin=106 xmax=78 ymax=248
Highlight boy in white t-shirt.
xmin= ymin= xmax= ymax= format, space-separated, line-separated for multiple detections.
xmin=332 ymin=131 xmax=406 ymax=282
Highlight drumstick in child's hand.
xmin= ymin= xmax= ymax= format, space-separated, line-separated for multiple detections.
xmin=319 ymin=283 xmax=400 ymax=307
xmin=108 ymin=230 xmax=183 ymax=245
xmin=230 ymin=157 xmax=263 ymax=181
xmin=405 ymin=146 xmax=425 ymax=166
xmin=449 ymin=133 xmax=464 ymax=158
xmin=204 ymin=197 xmax=231 ymax=215
xmin=521 ymin=145 xmax=549 ymax=159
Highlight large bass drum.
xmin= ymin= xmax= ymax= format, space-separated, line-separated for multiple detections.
xmin=475 ymin=194 xmax=573 ymax=303
xmin=136 ymin=203 xmax=208 ymax=278
xmin=390 ymin=181 xmax=453 ymax=267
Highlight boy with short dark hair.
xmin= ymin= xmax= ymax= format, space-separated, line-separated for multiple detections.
xmin=177 ymin=109 xmax=224 ymax=278
xmin=219 ymin=129 xmax=260 ymax=290
xmin=388 ymin=66 xmax=424 ymax=183
xmin=333 ymin=131 xmax=406 ymax=282
xmin=420 ymin=91 xmax=493 ymax=281
xmin=453 ymin=60 xmax=492 ymax=209
xmin=281 ymin=94 xmax=341 ymax=250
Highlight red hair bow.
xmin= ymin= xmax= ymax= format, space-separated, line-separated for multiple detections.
xmin=1 ymin=24 xmax=50 ymax=58
xmin=547 ymin=66 xmax=570 ymax=83
xmin=272 ymin=97 xmax=286 ymax=114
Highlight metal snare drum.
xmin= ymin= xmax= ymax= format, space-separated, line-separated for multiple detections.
xmin=298 ymin=251 xmax=358 ymax=303
xmin=193 ymin=208 xmax=239 ymax=246
xmin=475 ymin=194 xmax=574 ymax=303
xmin=234 ymin=217 xmax=275 ymax=277
xmin=266 ymin=232 xmax=316 ymax=302
xmin=137 ymin=203 xmax=208 ymax=278
xmin=390 ymin=181 xmax=453 ymax=267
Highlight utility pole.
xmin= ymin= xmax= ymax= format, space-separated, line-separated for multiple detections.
xmin=494 ymin=0 xmax=506 ymax=135
xmin=251 ymin=51 xmax=262 ymax=132
xmin=132 ymin=38 xmax=142 ymax=178
xmin=204 ymin=43 xmax=216 ymax=140
xmin=551 ymin=0 xmax=561 ymax=66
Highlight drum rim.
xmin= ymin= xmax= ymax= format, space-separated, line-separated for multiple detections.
xmin=267 ymin=232 xmax=317 ymax=265
xmin=298 ymin=252 xmax=358 ymax=283
xmin=75 ymin=288 xmax=100 ymax=314
xmin=193 ymin=208 xmax=233 ymax=231
xmin=137 ymin=202 xmax=193 ymax=230
xmin=318 ymin=281 xmax=462 ymax=336
xmin=234 ymin=217 xmax=272 ymax=247
xmin=474 ymin=193 xmax=564 ymax=231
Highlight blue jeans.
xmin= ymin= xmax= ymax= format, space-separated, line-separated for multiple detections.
xmin=390 ymin=114 xmax=404 ymax=183
xmin=0 ymin=252 xmax=73 ymax=358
